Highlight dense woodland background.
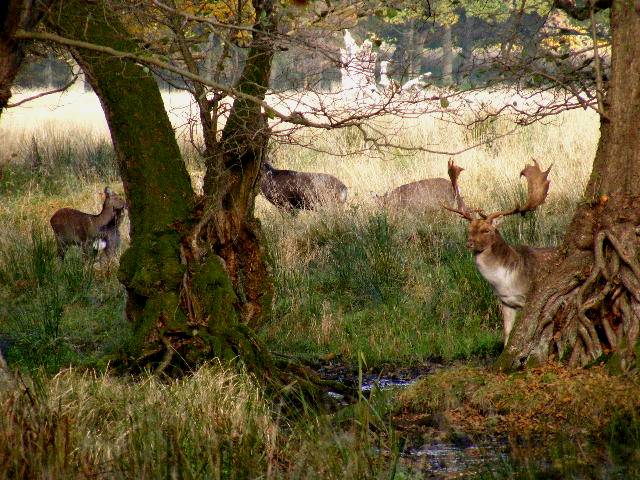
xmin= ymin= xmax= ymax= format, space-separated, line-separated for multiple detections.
xmin=15 ymin=4 xmax=607 ymax=93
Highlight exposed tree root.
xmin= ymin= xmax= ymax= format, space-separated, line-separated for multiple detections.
xmin=501 ymin=223 xmax=640 ymax=371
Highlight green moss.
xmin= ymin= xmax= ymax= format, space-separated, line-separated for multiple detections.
xmin=606 ymin=351 xmax=625 ymax=375
xmin=118 ymin=233 xmax=185 ymax=297
xmin=192 ymin=254 xmax=238 ymax=326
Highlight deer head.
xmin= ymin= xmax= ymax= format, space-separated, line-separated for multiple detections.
xmin=444 ymin=159 xmax=552 ymax=253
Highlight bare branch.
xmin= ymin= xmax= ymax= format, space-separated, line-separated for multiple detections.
xmin=12 ymin=29 xmax=352 ymax=129
xmin=5 ymin=73 xmax=78 ymax=107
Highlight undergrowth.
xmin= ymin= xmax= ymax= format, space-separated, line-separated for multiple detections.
xmin=0 ymin=227 xmax=129 ymax=373
xmin=261 ymin=205 xmax=567 ymax=365
xmin=0 ymin=364 xmax=410 ymax=479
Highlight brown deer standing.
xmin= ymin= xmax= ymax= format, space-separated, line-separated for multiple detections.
xmin=50 ymin=186 xmax=126 ymax=258
xmin=260 ymin=162 xmax=348 ymax=211
xmin=380 ymin=160 xmax=465 ymax=211
xmin=444 ymin=160 xmax=555 ymax=345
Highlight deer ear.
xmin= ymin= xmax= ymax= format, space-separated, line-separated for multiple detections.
xmin=489 ymin=216 xmax=504 ymax=227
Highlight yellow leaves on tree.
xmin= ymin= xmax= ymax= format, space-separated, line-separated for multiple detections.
xmin=178 ymin=0 xmax=256 ymax=46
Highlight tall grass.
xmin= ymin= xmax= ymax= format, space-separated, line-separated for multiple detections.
xmin=0 ymin=226 xmax=129 ymax=372
xmin=254 ymin=104 xmax=596 ymax=364
xmin=262 ymin=208 xmax=504 ymax=363
xmin=0 ymin=365 xmax=408 ymax=479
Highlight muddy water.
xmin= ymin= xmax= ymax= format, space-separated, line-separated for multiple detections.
xmin=402 ymin=440 xmax=508 ymax=478
xmin=315 ymin=361 xmax=438 ymax=392
xmin=316 ymin=361 xmax=507 ymax=478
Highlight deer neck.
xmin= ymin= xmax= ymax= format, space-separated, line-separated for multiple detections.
xmin=94 ymin=203 xmax=116 ymax=229
xmin=475 ymin=232 xmax=529 ymax=308
xmin=476 ymin=232 xmax=521 ymax=272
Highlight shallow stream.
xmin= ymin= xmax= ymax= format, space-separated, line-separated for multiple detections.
xmin=316 ymin=361 xmax=508 ymax=478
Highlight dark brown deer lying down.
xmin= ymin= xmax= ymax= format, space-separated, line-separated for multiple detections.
xmin=379 ymin=160 xmax=465 ymax=211
xmin=260 ymin=162 xmax=348 ymax=210
xmin=444 ymin=159 xmax=555 ymax=346
xmin=50 ymin=186 xmax=127 ymax=258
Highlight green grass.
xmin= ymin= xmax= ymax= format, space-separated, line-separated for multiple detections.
xmin=0 ymin=163 xmax=575 ymax=371
xmin=260 ymin=205 xmax=570 ymax=365
xmin=0 ymin=226 xmax=129 ymax=373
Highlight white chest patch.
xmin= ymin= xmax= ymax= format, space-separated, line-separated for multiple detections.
xmin=93 ymin=239 xmax=107 ymax=251
xmin=475 ymin=256 xmax=526 ymax=308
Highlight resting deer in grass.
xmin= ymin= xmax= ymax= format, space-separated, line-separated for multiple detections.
xmin=260 ymin=162 xmax=348 ymax=211
xmin=380 ymin=159 xmax=465 ymax=211
xmin=50 ymin=186 xmax=127 ymax=258
xmin=444 ymin=160 xmax=555 ymax=345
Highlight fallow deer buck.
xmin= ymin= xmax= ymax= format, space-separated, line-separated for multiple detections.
xmin=50 ymin=186 xmax=127 ymax=258
xmin=260 ymin=162 xmax=348 ymax=211
xmin=444 ymin=160 xmax=555 ymax=346
xmin=380 ymin=159 xmax=465 ymax=211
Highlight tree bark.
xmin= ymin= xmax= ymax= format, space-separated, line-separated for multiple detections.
xmin=441 ymin=24 xmax=453 ymax=86
xmin=0 ymin=0 xmax=55 ymax=116
xmin=497 ymin=1 xmax=640 ymax=372
xmin=200 ymin=0 xmax=275 ymax=330
xmin=161 ymin=0 xmax=273 ymax=331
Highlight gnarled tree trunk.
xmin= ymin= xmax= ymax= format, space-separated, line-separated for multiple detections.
xmin=199 ymin=0 xmax=275 ymax=331
xmin=497 ymin=1 xmax=640 ymax=371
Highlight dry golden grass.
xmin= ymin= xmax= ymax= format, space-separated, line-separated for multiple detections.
xmin=0 ymin=87 xmax=600 ymax=279
xmin=1 ymin=86 xmax=599 ymax=283
xmin=264 ymin=110 xmax=598 ymax=212
xmin=2 ymin=86 xmax=599 ymax=198
xmin=2 ymin=86 xmax=599 ymax=202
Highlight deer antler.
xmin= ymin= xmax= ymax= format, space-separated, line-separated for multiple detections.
xmin=442 ymin=159 xmax=473 ymax=219
xmin=447 ymin=159 xmax=464 ymax=197
xmin=442 ymin=202 xmax=475 ymax=220
xmin=519 ymin=159 xmax=552 ymax=212
xmin=485 ymin=159 xmax=552 ymax=223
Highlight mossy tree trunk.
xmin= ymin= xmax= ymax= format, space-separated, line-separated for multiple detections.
xmin=497 ymin=1 xmax=640 ymax=371
xmin=169 ymin=0 xmax=276 ymax=331
xmin=199 ymin=0 xmax=276 ymax=331
xmin=48 ymin=0 xmax=275 ymax=374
